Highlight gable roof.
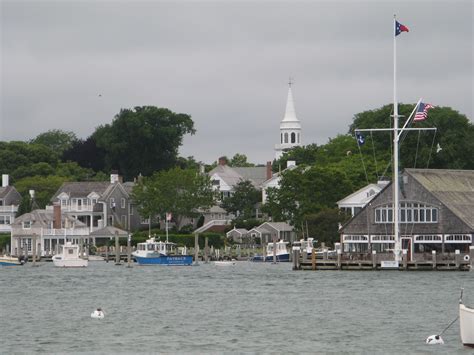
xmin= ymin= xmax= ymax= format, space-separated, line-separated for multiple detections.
xmin=0 ymin=185 xmax=21 ymax=202
xmin=13 ymin=209 xmax=86 ymax=227
xmin=407 ymin=169 xmax=474 ymax=230
xmin=51 ymin=182 xmax=111 ymax=201
xmin=209 ymin=165 xmax=267 ymax=188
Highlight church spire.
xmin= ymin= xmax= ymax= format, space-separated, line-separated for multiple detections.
xmin=282 ymin=78 xmax=299 ymax=122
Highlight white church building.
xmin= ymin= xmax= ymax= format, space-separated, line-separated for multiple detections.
xmin=274 ymin=81 xmax=302 ymax=160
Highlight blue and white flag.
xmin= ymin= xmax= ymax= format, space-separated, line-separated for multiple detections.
xmin=356 ymin=133 xmax=365 ymax=146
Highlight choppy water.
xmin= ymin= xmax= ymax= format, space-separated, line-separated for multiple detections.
xmin=1 ymin=261 xmax=473 ymax=354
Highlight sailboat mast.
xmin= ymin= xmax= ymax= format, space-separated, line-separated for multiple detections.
xmin=393 ymin=14 xmax=401 ymax=261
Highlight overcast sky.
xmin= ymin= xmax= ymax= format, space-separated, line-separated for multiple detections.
xmin=1 ymin=0 xmax=472 ymax=165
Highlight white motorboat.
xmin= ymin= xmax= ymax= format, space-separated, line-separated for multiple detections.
xmin=52 ymin=242 xmax=88 ymax=268
xmin=91 ymin=308 xmax=105 ymax=319
xmin=214 ymin=260 xmax=236 ymax=266
xmin=460 ymin=291 xmax=474 ymax=347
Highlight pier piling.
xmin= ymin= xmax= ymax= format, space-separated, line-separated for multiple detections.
xmin=432 ymin=250 xmax=437 ymax=269
xmin=114 ymin=231 xmax=120 ymax=265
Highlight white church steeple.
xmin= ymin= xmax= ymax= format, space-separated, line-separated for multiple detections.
xmin=275 ymin=78 xmax=302 ymax=160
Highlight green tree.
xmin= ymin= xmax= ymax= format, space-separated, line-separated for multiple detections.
xmin=93 ymin=106 xmax=195 ymax=180
xmin=0 ymin=141 xmax=58 ymax=175
xmin=305 ymin=208 xmax=351 ymax=247
xmin=221 ymin=180 xmax=261 ymax=220
xmin=15 ymin=175 xmax=68 ymax=209
xmin=132 ymin=167 xmax=215 ymax=230
xmin=30 ymin=129 xmax=78 ymax=155
xmin=273 ymin=143 xmax=319 ymax=171
xmin=229 ymin=153 xmax=255 ymax=167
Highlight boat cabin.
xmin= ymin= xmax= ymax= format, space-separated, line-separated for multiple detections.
xmin=136 ymin=238 xmax=176 ymax=256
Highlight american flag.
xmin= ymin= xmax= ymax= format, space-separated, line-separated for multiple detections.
xmin=414 ymin=102 xmax=434 ymax=121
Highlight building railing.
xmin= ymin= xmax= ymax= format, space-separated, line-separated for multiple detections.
xmin=43 ymin=228 xmax=90 ymax=236
xmin=0 ymin=205 xmax=18 ymax=213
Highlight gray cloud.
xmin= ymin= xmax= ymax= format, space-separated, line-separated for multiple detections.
xmin=1 ymin=0 xmax=472 ymax=165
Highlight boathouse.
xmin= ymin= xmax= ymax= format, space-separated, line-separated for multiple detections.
xmin=340 ymin=169 xmax=474 ymax=260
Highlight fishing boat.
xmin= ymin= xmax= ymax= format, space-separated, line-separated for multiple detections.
xmin=292 ymin=238 xmax=315 ymax=257
xmin=0 ymin=255 xmax=27 ymax=266
xmin=132 ymin=237 xmax=193 ymax=265
xmin=52 ymin=242 xmax=88 ymax=268
xmin=251 ymin=240 xmax=290 ymax=262
xmin=460 ymin=290 xmax=474 ymax=347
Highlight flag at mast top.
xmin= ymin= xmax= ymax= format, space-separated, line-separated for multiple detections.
xmin=395 ymin=19 xmax=409 ymax=36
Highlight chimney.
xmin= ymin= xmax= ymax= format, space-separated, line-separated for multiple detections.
xmin=266 ymin=161 xmax=272 ymax=180
xmin=2 ymin=174 xmax=8 ymax=187
xmin=287 ymin=160 xmax=296 ymax=168
xmin=29 ymin=190 xmax=35 ymax=199
xmin=110 ymin=170 xmax=119 ymax=184
xmin=218 ymin=156 xmax=227 ymax=166
xmin=53 ymin=202 xmax=61 ymax=229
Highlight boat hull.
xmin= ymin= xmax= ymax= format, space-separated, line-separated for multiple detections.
xmin=134 ymin=255 xmax=193 ymax=266
xmin=53 ymin=259 xmax=88 ymax=268
xmin=460 ymin=303 xmax=474 ymax=347
xmin=250 ymin=253 xmax=290 ymax=262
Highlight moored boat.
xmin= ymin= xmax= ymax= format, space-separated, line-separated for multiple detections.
xmin=460 ymin=290 xmax=474 ymax=347
xmin=52 ymin=242 xmax=88 ymax=268
xmin=132 ymin=237 xmax=193 ymax=265
xmin=214 ymin=260 xmax=236 ymax=266
xmin=251 ymin=240 xmax=290 ymax=262
xmin=0 ymin=255 xmax=27 ymax=266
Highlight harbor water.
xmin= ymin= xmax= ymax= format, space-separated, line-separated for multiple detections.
xmin=1 ymin=261 xmax=473 ymax=353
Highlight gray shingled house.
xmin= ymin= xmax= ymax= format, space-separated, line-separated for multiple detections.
xmin=340 ymin=169 xmax=474 ymax=260
xmin=0 ymin=174 xmax=22 ymax=233
xmin=49 ymin=173 xmax=142 ymax=232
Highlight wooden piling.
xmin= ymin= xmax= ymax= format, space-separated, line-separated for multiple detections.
xmin=204 ymin=237 xmax=209 ymax=263
xmin=402 ymin=249 xmax=408 ymax=270
xmin=272 ymin=235 xmax=277 ymax=264
xmin=32 ymin=234 xmax=37 ymax=266
xmin=114 ymin=231 xmax=120 ymax=265
xmin=105 ymin=245 xmax=109 ymax=262
xmin=311 ymin=248 xmax=316 ymax=271
xmin=194 ymin=233 xmax=199 ymax=265
xmin=470 ymin=246 xmax=474 ymax=271
xmin=455 ymin=249 xmax=461 ymax=269
xmin=127 ymin=234 xmax=132 ymax=268
xmin=372 ymin=250 xmax=376 ymax=269
xmin=337 ymin=249 xmax=342 ymax=270
xmin=432 ymin=250 xmax=437 ymax=269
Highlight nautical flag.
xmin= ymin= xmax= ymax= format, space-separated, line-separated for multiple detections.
xmin=414 ymin=102 xmax=434 ymax=121
xmin=395 ymin=21 xmax=409 ymax=36
xmin=356 ymin=133 xmax=365 ymax=146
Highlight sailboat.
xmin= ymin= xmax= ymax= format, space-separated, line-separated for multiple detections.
xmin=459 ymin=289 xmax=474 ymax=347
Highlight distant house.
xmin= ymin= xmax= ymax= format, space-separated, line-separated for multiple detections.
xmin=249 ymin=222 xmax=296 ymax=244
xmin=10 ymin=205 xmax=89 ymax=256
xmin=340 ymin=169 xmax=474 ymax=260
xmin=261 ymin=160 xmax=297 ymax=204
xmin=337 ymin=180 xmax=390 ymax=217
xmin=49 ymin=173 xmax=141 ymax=232
xmin=0 ymin=174 xmax=21 ymax=233
xmin=226 ymin=227 xmax=249 ymax=243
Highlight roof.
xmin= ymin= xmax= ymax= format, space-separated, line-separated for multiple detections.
xmin=51 ymin=181 xmax=111 ymax=201
xmin=407 ymin=169 xmax=474 ymax=229
xmin=90 ymin=226 xmax=129 ymax=237
xmin=209 ymin=165 xmax=267 ymax=188
xmin=0 ymin=185 xmax=21 ymax=202
xmin=122 ymin=181 xmax=135 ymax=195
xmin=13 ymin=209 xmax=86 ymax=227
xmin=258 ymin=222 xmax=294 ymax=233
xmin=336 ymin=183 xmax=382 ymax=206
xmin=226 ymin=228 xmax=248 ymax=237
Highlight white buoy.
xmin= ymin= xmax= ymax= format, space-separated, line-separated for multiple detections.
xmin=425 ymin=335 xmax=444 ymax=345
xmin=91 ymin=308 xmax=105 ymax=320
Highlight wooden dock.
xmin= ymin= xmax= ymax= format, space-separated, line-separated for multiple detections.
xmin=293 ymin=247 xmax=474 ymax=271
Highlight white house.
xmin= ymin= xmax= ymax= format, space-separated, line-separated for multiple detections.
xmin=0 ymin=174 xmax=21 ymax=233
xmin=261 ymin=160 xmax=297 ymax=204
xmin=337 ymin=180 xmax=390 ymax=217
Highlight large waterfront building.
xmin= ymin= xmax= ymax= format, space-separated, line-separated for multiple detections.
xmin=340 ymin=169 xmax=474 ymax=260
xmin=274 ymin=82 xmax=302 ymax=160
xmin=0 ymin=174 xmax=21 ymax=233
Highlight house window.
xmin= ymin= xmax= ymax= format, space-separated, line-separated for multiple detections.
xmin=0 ymin=215 xmax=11 ymax=225
xmin=141 ymin=218 xmax=150 ymax=225
xmin=23 ymin=221 xmax=31 ymax=229
xmin=121 ymin=198 xmax=126 ymax=209
xmin=291 ymin=132 xmax=296 ymax=143
xmin=281 ymin=133 xmax=283 ymax=144
xmin=212 ymin=179 xmax=220 ymax=186
xmin=129 ymin=205 xmax=134 ymax=215
xmin=110 ymin=198 xmax=115 ymax=209
xmin=375 ymin=203 xmax=438 ymax=223
xmin=61 ymin=199 xmax=67 ymax=207
xmin=0 ymin=199 xmax=4 ymax=206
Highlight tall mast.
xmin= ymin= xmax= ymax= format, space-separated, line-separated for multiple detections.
xmin=393 ymin=14 xmax=401 ymax=261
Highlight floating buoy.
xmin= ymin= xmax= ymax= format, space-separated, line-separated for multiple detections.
xmin=425 ymin=334 xmax=444 ymax=345
xmin=91 ymin=308 xmax=105 ymax=319
xmin=464 ymin=255 xmax=470 ymax=262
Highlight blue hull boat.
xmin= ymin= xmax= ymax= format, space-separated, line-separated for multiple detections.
xmin=134 ymin=255 xmax=193 ymax=266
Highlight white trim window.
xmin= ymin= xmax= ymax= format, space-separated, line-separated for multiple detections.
xmin=0 ymin=215 xmax=11 ymax=225
xmin=110 ymin=198 xmax=115 ymax=208
xmin=23 ymin=221 xmax=32 ymax=229
xmin=121 ymin=198 xmax=126 ymax=209
xmin=414 ymin=235 xmax=443 ymax=243
xmin=375 ymin=203 xmax=438 ymax=223
xmin=445 ymin=234 xmax=472 ymax=243
xmin=141 ymin=218 xmax=150 ymax=225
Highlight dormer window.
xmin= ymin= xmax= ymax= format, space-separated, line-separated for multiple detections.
xmin=23 ymin=221 xmax=31 ymax=229
xmin=61 ymin=199 xmax=67 ymax=207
